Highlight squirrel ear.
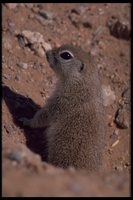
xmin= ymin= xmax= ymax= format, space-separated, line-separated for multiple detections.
xmin=79 ymin=63 xmax=84 ymax=72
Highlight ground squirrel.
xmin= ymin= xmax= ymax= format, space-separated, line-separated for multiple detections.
xmin=20 ymin=44 xmax=105 ymax=172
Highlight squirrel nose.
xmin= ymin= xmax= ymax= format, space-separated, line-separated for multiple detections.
xmin=46 ymin=49 xmax=53 ymax=60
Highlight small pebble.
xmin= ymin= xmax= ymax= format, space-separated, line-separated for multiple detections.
xmin=4 ymin=124 xmax=15 ymax=134
xmin=114 ymin=129 xmax=119 ymax=135
xmin=108 ymin=121 xmax=115 ymax=127
xmin=122 ymin=88 xmax=130 ymax=101
xmin=15 ymin=75 xmax=21 ymax=81
xmin=111 ymin=139 xmax=119 ymax=147
xmin=3 ymin=73 xmax=10 ymax=79
xmin=5 ymin=151 xmax=23 ymax=163
xmin=115 ymin=165 xmax=123 ymax=171
xmin=108 ymin=148 xmax=113 ymax=154
xmin=17 ymin=62 xmax=28 ymax=69
xmin=16 ymin=34 xmax=26 ymax=46
xmin=115 ymin=107 xmax=130 ymax=129
xmin=90 ymin=45 xmax=99 ymax=56
xmin=102 ymin=85 xmax=116 ymax=107
xmin=98 ymin=41 xmax=106 ymax=49
xmin=8 ymin=66 xmax=14 ymax=71
xmin=109 ymin=20 xmax=130 ymax=40
xmin=29 ymin=13 xmax=34 ymax=19
xmin=110 ymin=132 xmax=118 ymax=139
xmin=125 ymin=162 xmax=131 ymax=167
xmin=39 ymin=10 xmax=54 ymax=20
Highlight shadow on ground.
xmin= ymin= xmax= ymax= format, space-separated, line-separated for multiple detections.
xmin=2 ymin=85 xmax=48 ymax=162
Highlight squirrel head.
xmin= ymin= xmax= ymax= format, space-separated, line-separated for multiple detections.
xmin=46 ymin=44 xmax=96 ymax=82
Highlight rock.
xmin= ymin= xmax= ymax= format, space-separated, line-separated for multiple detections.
xmin=17 ymin=62 xmax=28 ymax=69
xmin=29 ymin=13 xmax=35 ymax=19
xmin=21 ymin=30 xmax=52 ymax=56
xmin=5 ymin=3 xmax=18 ymax=9
xmin=115 ymin=88 xmax=131 ymax=129
xmin=115 ymin=165 xmax=123 ymax=172
xmin=30 ymin=43 xmax=45 ymax=57
xmin=16 ymin=34 xmax=26 ymax=46
xmin=102 ymin=85 xmax=116 ymax=107
xmin=3 ymin=141 xmax=42 ymax=166
xmin=90 ymin=45 xmax=99 ymax=56
xmin=15 ymin=75 xmax=21 ymax=81
xmin=22 ymin=30 xmax=41 ymax=44
xmin=3 ymin=74 xmax=10 ymax=79
xmin=98 ymin=41 xmax=106 ymax=49
xmin=5 ymin=151 xmax=23 ymax=163
xmin=110 ymin=132 xmax=118 ymax=139
xmin=71 ymin=8 xmax=80 ymax=15
xmin=98 ymin=8 xmax=104 ymax=15
xmin=122 ymin=88 xmax=130 ymax=103
xmin=4 ymin=124 xmax=15 ymax=134
xmin=31 ymin=40 xmax=51 ymax=56
xmin=41 ymin=41 xmax=52 ymax=52
xmin=35 ymin=14 xmax=46 ymax=25
xmin=69 ymin=6 xmax=92 ymax=29
xmin=69 ymin=13 xmax=80 ymax=28
xmin=115 ymin=107 xmax=130 ymax=129
xmin=35 ymin=14 xmax=53 ymax=26
xmin=114 ymin=129 xmax=119 ymax=135
xmin=108 ymin=121 xmax=115 ymax=127
xmin=108 ymin=20 xmax=130 ymax=40
xmin=39 ymin=10 xmax=54 ymax=20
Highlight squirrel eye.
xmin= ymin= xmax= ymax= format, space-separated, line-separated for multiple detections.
xmin=60 ymin=51 xmax=73 ymax=60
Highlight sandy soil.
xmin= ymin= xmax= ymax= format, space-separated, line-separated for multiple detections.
xmin=2 ymin=3 xmax=131 ymax=197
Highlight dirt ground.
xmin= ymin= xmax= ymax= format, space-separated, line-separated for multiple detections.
xmin=2 ymin=3 xmax=131 ymax=197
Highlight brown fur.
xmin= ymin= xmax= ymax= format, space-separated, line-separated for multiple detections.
xmin=21 ymin=44 xmax=105 ymax=172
